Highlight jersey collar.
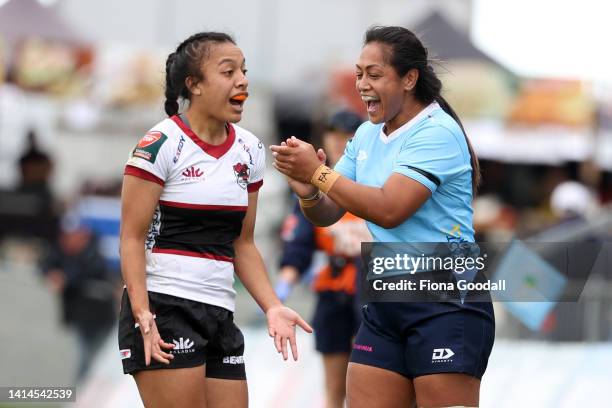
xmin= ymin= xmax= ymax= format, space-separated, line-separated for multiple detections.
xmin=378 ymin=102 xmax=441 ymax=144
xmin=171 ymin=115 xmax=235 ymax=159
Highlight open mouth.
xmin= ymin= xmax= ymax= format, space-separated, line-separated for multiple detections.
xmin=229 ymin=93 xmax=248 ymax=108
xmin=362 ymin=95 xmax=381 ymax=114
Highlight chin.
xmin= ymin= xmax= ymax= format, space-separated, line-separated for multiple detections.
xmin=227 ymin=112 xmax=243 ymax=123
xmin=368 ymin=114 xmax=384 ymax=124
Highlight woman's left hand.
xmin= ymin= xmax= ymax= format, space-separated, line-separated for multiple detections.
xmin=270 ymin=137 xmax=324 ymax=183
xmin=266 ymin=304 xmax=313 ymax=361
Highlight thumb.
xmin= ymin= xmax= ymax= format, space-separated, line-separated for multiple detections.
xmin=316 ymin=148 xmax=327 ymax=164
xmin=142 ymin=319 xmax=150 ymax=335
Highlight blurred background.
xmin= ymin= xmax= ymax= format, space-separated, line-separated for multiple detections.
xmin=0 ymin=0 xmax=611 ymax=407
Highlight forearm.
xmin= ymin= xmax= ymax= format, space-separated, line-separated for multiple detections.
xmin=234 ymin=240 xmax=281 ymax=312
xmin=120 ymin=237 xmax=149 ymax=314
xmin=301 ymin=194 xmax=346 ymax=227
xmin=324 ymin=176 xmax=392 ymax=227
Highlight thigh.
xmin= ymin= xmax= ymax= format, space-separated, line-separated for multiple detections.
xmin=322 ymin=352 xmax=351 ymax=391
xmin=413 ymin=373 xmax=480 ymax=407
xmin=134 ymin=365 xmax=207 ymax=408
xmin=205 ymin=377 xmax=248 ymax=408
xmin=346 ymin=362 xmax=414 ymax=408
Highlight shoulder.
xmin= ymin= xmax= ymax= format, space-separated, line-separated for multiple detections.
xmin=232 ymin=123 xmax=264 ymax=149
xmin=351 ymin=121 xmax=381 ymax=145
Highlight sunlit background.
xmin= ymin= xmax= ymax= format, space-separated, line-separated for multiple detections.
xmin=0 ymin=0 xmax=611 ymax=407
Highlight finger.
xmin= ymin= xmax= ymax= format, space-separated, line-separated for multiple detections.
xmin=272 ymin=162 xmax=293 ymax=175
xmin=143 ymin=338 xmax=151 ymax=366
xmin=268 ymin=326 xmax=275 ymax=338
xmin=274 ymin=333 xmax=282 ymax=354
xmin=280 ymin=141 xmax=287 ymax=146
xmin=155 ymin=348 xmax=174 ymax=362
xmin=152 ymin=350 xmax=171 ymax=364
xmin=270 ymin=145 xmax=292 ymax=154
xmin=289 ymin=332 xmax=298 ymax=361
xmin=159 ymin=338 xmax=175 ymax=350
xmin=281 ymin=336 xmax=288 ymax=361
xmin=317 ymin=148 xmax=327 ymax=163
xmin=296 ymin=316 xmax=314 ymax=333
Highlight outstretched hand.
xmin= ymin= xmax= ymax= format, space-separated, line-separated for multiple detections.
xmin=266 ymin=304 xmax=313 ymax=361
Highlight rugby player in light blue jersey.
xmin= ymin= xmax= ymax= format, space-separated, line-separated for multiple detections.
xmin=271 ymin=26 xmax=494 ymax=408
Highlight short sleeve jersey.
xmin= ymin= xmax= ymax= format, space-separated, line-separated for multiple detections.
xmin=334 ymin=102 xmax=474 ymax=244
xmin=124 ymin=115 xmax=265 ymax=312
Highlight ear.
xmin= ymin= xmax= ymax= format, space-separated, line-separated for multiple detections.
xmin=402 ymin=68 xmax=419 ymax=92
xmin=185 ymin=76 xmax=202 ymax=96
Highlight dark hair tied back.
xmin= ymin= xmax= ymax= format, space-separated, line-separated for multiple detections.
xmin=163 ymin=32 xmax=236 ymax=117
xmin=364 ymin=25 xmax=481 ymax=194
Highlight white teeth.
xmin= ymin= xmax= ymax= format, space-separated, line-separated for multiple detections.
xmin=361 ymin=95 xmax=380 ymax=102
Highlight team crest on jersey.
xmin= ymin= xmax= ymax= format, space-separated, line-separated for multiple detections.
xmin=132 ymin=131 xmax=168 ymax=163
xmin=233 ymin=162 xmax=250 ymax=189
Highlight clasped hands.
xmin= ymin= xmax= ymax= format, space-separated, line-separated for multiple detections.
xmin=270 ymin=136 xmax=326 ymax=195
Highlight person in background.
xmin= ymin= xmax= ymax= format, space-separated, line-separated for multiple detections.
xmin=40 ymin=209 xmax=118 ymax=380
xmin=276 ymin=110 xmax=371 ymax=408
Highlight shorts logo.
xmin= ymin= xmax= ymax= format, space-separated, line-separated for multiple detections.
xmin=353 ymin=344 xmax=373 ymax=352
xmin=432 ymin=348 xmax=454 ymax=363
xmin=120 ymin=349 xmax=131 ymax=359
xmin=132 ymin=131 xmax=168 ymax=163
xmin=222 ymin=355 xmax=244 ymax=365
xmin=171 ymin=337 xmax=195 ymax=354
xmin=233 ymin=162 xmax=250 ymax=189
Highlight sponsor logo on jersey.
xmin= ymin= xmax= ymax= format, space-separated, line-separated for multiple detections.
xmin=233 ymin=162 xmax=250 ymax=189
xmin=171 ymin=337 xmax=195 ymax=354
xmin=120 ymin=349 xmax=131 ymax=359
xmin=181 ymin=166 xmax=204 ymax=182
xmin=432 ymin=348 xmax=454 ymax=363
xmin=357 ymin=150 xmax=368 ymax=161
xmin=132 ymin=131 xmax=168 ymax=163
xmin=222 ymin=355 xmax=244 ymax=365
xmin=173 ymin=135 xmax=186 ymax=163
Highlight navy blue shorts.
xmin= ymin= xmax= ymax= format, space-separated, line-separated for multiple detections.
xmin=350 ymin=301 xmax=494 ymax=379
xmin=312 ymin=291 xmax=361 ymax=354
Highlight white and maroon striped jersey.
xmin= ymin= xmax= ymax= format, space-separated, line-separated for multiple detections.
xmin=124 ymin=115 xmax=265 ymax=311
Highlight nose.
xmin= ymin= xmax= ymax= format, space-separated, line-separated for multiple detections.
xmin=356 ymin=77 xmax=370 ymax=93
xmin=237 ymin=71 xmax=248 ymax=89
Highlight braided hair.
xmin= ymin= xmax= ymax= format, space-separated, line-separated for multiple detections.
xmin=164 ymin=32 xmax=235 ymax=116
xmin=364 ymin=26 xmax=481 ymax=194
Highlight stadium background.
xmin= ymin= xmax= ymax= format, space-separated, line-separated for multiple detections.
xmin=0 ymin=0 xmax=611 ymax=406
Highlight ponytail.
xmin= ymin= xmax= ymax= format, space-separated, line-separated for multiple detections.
xmin=164 ymin=52 xmax=179 ymax=116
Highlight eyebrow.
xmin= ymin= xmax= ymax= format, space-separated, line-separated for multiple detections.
xmin=355 ymin=64 xmax=384 ymax=70
xmin=218 ymin=58 xmax=246 ymax=66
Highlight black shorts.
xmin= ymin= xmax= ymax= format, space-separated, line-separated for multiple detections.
xmin=350 ymin=301 xmax=495 ymax=379
xmin=118 ymin=290 xmax=246 ymax=380
xmin=312 ymin=291 xmax=361 ymax=354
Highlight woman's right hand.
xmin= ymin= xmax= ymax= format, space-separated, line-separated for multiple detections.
xmin=135 ymin=310 xmax=175 ymax=365
xmin=278 ymin=139 xmax=327 ymax=198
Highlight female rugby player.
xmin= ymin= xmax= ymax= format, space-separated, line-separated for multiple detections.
xmin=271 ymin=26 xmax=494 ymax=408
xmin=119 ymin=32 xmax=312 ymax=408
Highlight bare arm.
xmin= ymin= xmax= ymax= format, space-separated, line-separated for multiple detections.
xmin=120 ymin=175 xmax=174 ymax=365
xmin=233 ymin=191 xmax=282 ymax=312
xmin=271 ymin=140 xmax=431 ymax=229
xmin=234 ymin=190 xmax=313 ymax=360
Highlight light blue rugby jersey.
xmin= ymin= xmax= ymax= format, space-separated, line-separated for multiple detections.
xmin=334 ymin=102 xmax=475 ymax=245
